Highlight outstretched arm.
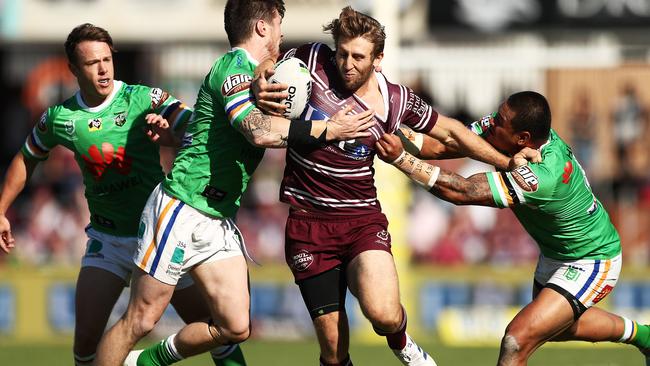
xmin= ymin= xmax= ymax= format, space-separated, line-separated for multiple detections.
xmin=376 ymin=133 xmax=536 ymax=207
xmin=237 ymin=105 xmax=375 ymax=149
xmin=427 ymin=114 xmax=510 ymax=170
xmin=0 ymin=152 xmax=39 ymax=253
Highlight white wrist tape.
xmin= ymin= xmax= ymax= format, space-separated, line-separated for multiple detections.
xmin=426 ymin=166 xmax=441 ymax=189
xmin=390 ymin=150 xmax=407 ymax=165
xmin=412 ymin=132 xmax=424 ymax=151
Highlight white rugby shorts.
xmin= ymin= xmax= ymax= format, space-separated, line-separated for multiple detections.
xmin=534 ymin=253 xmax=622 ymax=310
xmin=82 ymin=226 xmax=194 ymax=289
xmin=134 ymin=184 xmax=244 ymax=286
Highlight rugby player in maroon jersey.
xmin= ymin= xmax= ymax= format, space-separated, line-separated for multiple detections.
xmin=253 ymin=6 xmax=517 ymax=366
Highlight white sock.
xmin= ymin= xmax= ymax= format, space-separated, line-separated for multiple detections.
xmin=619 ymin=317 xmax=635 ymax=343
xmin=210 ymin=344 xmax=236 ymax=359
xmin=165 ymin=334 xmax=185 ymax=361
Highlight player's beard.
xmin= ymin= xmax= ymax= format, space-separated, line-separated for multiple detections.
xmin=341 ymin=62 xmax=374 ymax=92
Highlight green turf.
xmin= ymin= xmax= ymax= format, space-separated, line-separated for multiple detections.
xmin=0 ymin=340 xmax=643 ymax=365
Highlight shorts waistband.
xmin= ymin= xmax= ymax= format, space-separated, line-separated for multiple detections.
xmin=288 ymin=208 xmax=385 ymax=223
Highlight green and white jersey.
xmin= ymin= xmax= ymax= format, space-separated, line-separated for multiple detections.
xmin=484 ymin=129 xmax=621 ymax=260
xmin=164 ymin=48 xmax=265 ymax=218
xmin=22 ymin=80 xmax=192 ymax=237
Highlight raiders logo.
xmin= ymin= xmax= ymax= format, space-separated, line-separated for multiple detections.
xmin=221 ymin=74 xmax=252 ymax=97
xmin=150 ymin=88 xmax=170 ymax=109
xmin=88 ymin=118 xmax=102 ymax=132
xmin=37 ymin=112 xmax=48 ymax=133
xmin=511 ymin=166 xmax=539 ymax=192
xmin=113 ymin=112 xmax=127 ymax=127
xmin=292 ymin=249 xmax=314 ymax=272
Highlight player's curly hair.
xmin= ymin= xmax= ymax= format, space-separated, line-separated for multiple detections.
xmin=224 ymin=0 xmax=285 ymax=47
xmin=64 ymin=23 xmax=115 ymax=65
xmin=324 ymin=6 xmax=386 ymax=58
xmin=507 ymin=91 xmax=551 ymax=142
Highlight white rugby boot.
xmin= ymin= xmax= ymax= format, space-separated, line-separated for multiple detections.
xmin=392 ymin=333 xmax=437 ymax=366
xmin=123 ymin=349 xmax=143 ymax=366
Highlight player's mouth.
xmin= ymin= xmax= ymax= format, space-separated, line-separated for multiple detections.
xmin=98 ymin=78 xmax=111 ymax=87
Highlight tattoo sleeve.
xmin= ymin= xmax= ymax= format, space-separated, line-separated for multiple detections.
xmin=392 ymin=151 xmax=497 ymax=206
xmin=238 ymin=109 xmax=288 ymax=148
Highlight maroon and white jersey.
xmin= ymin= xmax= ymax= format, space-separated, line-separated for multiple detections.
xmin=280 ymin=43 xmax=438 ymax=215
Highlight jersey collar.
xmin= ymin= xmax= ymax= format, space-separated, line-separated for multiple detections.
xmin=75 ymin=80 xmax=123 ymax=112
xmin=231 ymin=47 xmax=259 ymax=66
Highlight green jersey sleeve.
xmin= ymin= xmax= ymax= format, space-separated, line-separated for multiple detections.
xmin=485 ymin=163 xmax=555 ymax=208
xmin=131 ymin=85 xmax=193 ymax=132
xmin=21 ymin=109 xmax=58 ymax=161
xmin=212 ymin=57 xmax=256 ymax=129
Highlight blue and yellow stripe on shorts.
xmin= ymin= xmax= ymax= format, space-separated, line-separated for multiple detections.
xmin=575 ymin=258 xmax=612 ymax=305
xmin=138 ymin=197 xmax=185 ymax=277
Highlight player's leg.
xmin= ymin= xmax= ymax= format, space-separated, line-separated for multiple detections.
xmin=171 ymin=284 xmax=247 ymax=366
xmin=498 ymin=253 xmax=625 ymax=366
xmin=170 ymin=256 xmax=251 ymax=356
xmin=347 ymin=250 xmax=435 ymax=366
xmin=128 ymin=282 xmax=248 ymax=366
xmin=285 ymin=211 xmax=355 ymax=365
xmin=74 ymin=228 xmax=138 ymax=365
xmin=94 ymin=268 xmax=176 ymax=366
xmin=73 ymin=267 xmax=126 ymax=366
xmin=297 ymin=267 xmax=351 ymax=365
xmin=552 ymin=305 xmax=650 ymax=347
xmin=497 ymin=287 xmax=575 ymax=366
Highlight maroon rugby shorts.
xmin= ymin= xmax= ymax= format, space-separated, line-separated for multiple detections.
xmin=284 ymin=210 xmax=392 ymax=282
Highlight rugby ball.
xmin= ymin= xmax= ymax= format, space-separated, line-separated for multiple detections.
xmin=268 ymin=57 xmax=312 ymax=119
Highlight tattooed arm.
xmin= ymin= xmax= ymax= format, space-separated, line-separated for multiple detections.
xmin=237 ymin=106 xmax=375 ymax=149
xmin=375 ymin=133 xmax=502 ymax=206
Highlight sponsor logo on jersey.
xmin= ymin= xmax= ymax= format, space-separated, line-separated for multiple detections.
xmin=113 ymin=112 xmax=127 ymax=127
xmin=221 ymin=74 xmax=252 ymax=97
xmin=82 ymin=143 xmax=133 ymax=180
xmin=201 ymin=185 xmax=227 ymax=201
xmin=511 ymin=166 xmax=538 ymax=192
xmin=92 ymin=175 xmax=143 ymax=196
xmin=37 ymin=112 xmax=48 ymax=133
xmin=88 ymin=118 xmax=103 ymax=132
xmin=292 ymin=249 xmax=314 ymax=272
xmin=150 ymin=88 xmax=170 ymax=109
xmin=562 ymin=160 xmax=573 ymax=184
xmin=65 ymin=120 xmax=76 ymax=135
xmin=337 ymin=139 xmax=372 ymax=158
xmin=592 ymin=284 xmax=614 ymax=304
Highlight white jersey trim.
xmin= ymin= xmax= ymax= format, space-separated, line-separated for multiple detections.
xmin=75 ymin=80 xmax=123 ymax=112
xmin=283 ymin=186 xmax=377 ymax=208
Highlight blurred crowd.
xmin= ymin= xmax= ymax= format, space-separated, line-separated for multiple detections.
xmin=1 ymin=76 xmax=649 ymax=269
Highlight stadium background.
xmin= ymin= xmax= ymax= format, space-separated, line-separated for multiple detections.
xmin=1 ymin=0 xmax=650 ymax=364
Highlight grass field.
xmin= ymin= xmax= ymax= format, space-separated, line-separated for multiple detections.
xmin=0 ymin=340 xmax=643 ymax=366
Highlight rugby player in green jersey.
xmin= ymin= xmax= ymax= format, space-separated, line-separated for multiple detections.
xmin=93 ymin=1 xmax=376 ymax=366
xmin=0 ymin=24 xmax=246 ymax=366
xmin=376 ymin=91 xmax=650 ymax=365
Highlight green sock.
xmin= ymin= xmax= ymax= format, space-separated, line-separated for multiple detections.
xmin=211 ymin=344 xmax=247 ymax=366
xmin=632 ymin=324 xmax=650 ymax=350
xmin=136 ymin=335 xmax=183 ymax=366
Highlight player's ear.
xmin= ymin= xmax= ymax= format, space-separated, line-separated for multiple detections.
xmin=517 ymin=131 xmax=532 ymax=146
xmin=373 ymin=52 xmax=384 ymax=69
xmin=68 ymin=62 xmax=79 ymax=78
xmin=255 ymin=19 xmax=267 ymax=37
